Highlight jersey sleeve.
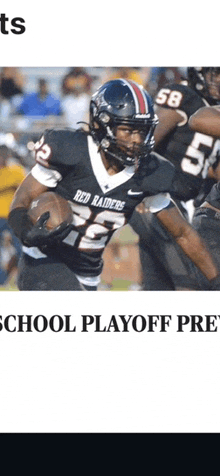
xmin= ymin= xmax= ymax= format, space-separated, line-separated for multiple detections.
xmin=142 ymin=152 xmax=175 ymax=195
xmin=143 ymin=192 xmax=171 ymax=213
xmin=155 ymin=82 xmax=198 ymax=125
xmin=31 ymin=128 xmax=81 ymax=187
xmin=140 ymin=152 xmax=175 ymax=212
xmin=33 ymin=129 xmax=80 ymax=170
xmin=31 ymin=163 xmax=63 ymax=188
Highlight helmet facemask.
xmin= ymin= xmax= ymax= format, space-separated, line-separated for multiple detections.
xmin=187 ymin=67 xmax=220 ymax=104
xmin=203 ymin=67 xmax=220 ymax=102
xmin=104 ymin=120 xmax=158 ymax=167
xmin=90 ymin=100 xmax=158 ymax=168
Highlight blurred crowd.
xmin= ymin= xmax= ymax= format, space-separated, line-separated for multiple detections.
xmin=0 ymin=66 xmax=186 ymax=288
xmin=0 ymin=66 xmax=187 ymax=169
xmin=0 ymin=66 xmax=186 ymax=132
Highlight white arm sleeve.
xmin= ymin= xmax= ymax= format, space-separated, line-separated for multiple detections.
xmin=143 ymin=193 xmax=171 ymax=213
xmin=31 ymin=163 xmax=62 ymax=188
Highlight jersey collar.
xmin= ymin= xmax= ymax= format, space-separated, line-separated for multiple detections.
xmin=87 ymin=135 xmax=135 ymax=194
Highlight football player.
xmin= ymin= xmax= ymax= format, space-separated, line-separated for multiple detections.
xmin=130 ymin=67 xmax=220 ymax=290
xmin=189 ymin=103 xmax=220 ymax=287
xmin=8 ymin=79 xmax=220 ymax=290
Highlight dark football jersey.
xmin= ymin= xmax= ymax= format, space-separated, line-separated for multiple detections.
xmin=23 ymin=128 xmax=176 ymax=277
xmin=155 ymin=81 xmax=220 ymax=201
xmin=204 ymin=182 xmax=220 ymax=209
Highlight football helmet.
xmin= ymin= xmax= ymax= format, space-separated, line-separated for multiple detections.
xmin=89 ymin=79 xmax=158 ymax=167
xmin=187 ymin=67 xmax=220 ymax=104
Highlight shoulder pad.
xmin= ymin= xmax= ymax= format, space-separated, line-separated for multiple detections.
xmin=148 ymin=151 xmax=175 ymax=169
xmin=155 ymin=82 xmax=199 ymax=112
xmin=141 ymin=152 xmax=175 ymax=195
xmin=34 ymin=128 xmax=87 ymax=169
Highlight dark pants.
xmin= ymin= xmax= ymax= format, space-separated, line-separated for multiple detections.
xmin=17 ymin=252 xmax=97 ymax=291
xmin=130 ymin=209 xmax=206 ymax=290
xmin=192 ymin=207 xmax=220 ymax=290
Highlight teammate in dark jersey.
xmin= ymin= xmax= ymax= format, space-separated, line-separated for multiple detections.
xmin=130 ymin=67 xmax=220 ymax=290
xmin=8 ymin=79 xmax=220 ymax=290
xmin=188 ymin=103 xmax=220 ymax=288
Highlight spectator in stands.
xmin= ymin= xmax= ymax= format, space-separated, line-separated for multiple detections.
xmin=0 ymin=230 xmax=18 ymax=288
xmin=61 ymin=67 xmax=93 ymax=95
xmin=106 ymin=67 xmax=146 ymax=85
xmin=17 ymin=78 xmax=62 ymax=117
xmin=0 ymin=67 xmax=24 ymax=100
xmin=61 ymin=70 xmax=91 ymax=129
xmin=0 ymin=67 xmax=25 ymax=117
xmin=145 ymin=67 xmax=184 ymax=97
xmin=0 ymin=144 xmax=26 ymax=285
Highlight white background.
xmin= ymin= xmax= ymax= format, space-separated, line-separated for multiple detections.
xmin=1 ymin=0 xmax=220 ymax=432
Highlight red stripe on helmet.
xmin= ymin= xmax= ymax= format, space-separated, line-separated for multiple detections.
xmin=127 ymin=80 xmax=146 ymax=114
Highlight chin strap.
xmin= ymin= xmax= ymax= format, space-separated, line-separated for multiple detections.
xmin=101 ymin=144 xmax=137 ymax=168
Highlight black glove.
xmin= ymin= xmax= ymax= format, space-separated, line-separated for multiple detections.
xmin=209 ymin=275 xmax=220 ymax=290
xmin=21 ymin=211 xmax=72 ymax=248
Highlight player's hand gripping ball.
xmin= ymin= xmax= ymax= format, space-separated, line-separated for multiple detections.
xmin=23 ymin=192 xmax=73 ymax=247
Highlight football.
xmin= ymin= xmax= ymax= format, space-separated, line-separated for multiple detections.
xmin=28 ymin=192 xmax=73 ymax=230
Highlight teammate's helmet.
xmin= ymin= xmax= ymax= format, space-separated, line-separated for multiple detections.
xmin=187 ymin=67 xmax=220 ymax=104
xmin=89 ymin=79 xmax=158 ymax=166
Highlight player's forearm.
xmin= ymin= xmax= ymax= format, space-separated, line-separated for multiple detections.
xmin=189 ymin=107 xmax=220 ymax=137
xmin=10 ymin=187 xmax=32 ymax=211
xmin=175 ymin=227 xmax=218 ymax=281
xmin=157 ymin=206 xmax=219 ymax=281
xmin=8 ymin=173 xmax=49 ymax=241
xmin=10 ymin=173 xmax=48 ymax=212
